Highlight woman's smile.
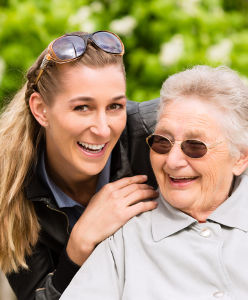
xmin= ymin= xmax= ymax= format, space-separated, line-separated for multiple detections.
xmin=77 ymin=141 xmax=108 ymax=157
xmin=168 ymin=174 xmax=199 ymax=188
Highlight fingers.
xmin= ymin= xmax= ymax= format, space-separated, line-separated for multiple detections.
xmin=105 ymin=175 xmax=148 ymax=191
xmin=101 ymin=175 xmax=155 ymax=201
xmin=123 ymin=188 xmax=159 ymax=206
xmin=111 ymin=183 xmax=154 ymax=199
xmin=127 ymin=200 xmax=158 ymax=219
xmin=98 ymin=175 xmax=158 ymax=208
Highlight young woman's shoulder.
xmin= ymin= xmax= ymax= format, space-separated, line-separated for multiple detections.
xmin=126 ymin=98 xmax=159 ymax=136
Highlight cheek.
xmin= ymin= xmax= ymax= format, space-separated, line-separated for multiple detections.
xmin=201 ymin=164 xmax=219 ymax=194
xmin=112 ymin=113 xmax=126 ymax=136
xmin=196 ymin=153 xmax=234 ymax=191
xmin=150 ymin=152 xmax=157 ymax=173
xmin=47 ymin=115 xmax=81 ymax=139
xmin=150 ymin=153 xmax=165 ymax=178
xmin=199 ymin=158 xmax=219 ymax=177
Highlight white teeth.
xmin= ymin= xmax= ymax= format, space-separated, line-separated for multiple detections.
xmin=78 ymin=142 xmax=105 ymax=150
xmin=169 ymin=176 xmax=196 ymax=179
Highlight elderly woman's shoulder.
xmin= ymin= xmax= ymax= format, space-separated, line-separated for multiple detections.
xmin=108 ymin=199 xmax=159 ymax=249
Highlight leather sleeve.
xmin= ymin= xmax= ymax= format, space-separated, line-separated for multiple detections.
xmin=7 ymin=243 xmax=80 ymax=300
xmin=35 ymin=274 xmax=61 ymax=300
xmin=7 ymin=241 xmax=55 ymax=300
xmin=6 ymin=199 xmax=80 ymax=300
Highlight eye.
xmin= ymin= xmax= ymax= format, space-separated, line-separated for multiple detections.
xmin=74 ymin=105 xmax=89 ymax=112
xmin=108 ymin=103 xmax=124 ymax=110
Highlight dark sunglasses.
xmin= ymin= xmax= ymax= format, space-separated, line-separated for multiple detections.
xmin=35 ymin=30 xmax=124 ymax=84
xmin=146 ymin=134 xmax=222 ymax=159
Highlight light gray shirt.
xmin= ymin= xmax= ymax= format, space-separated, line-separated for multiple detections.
xmin=60 ymin=175 xmax=248 ymax=300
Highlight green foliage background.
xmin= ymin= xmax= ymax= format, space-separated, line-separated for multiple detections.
xmin=1 ymin=0 xmax=248 ymax=105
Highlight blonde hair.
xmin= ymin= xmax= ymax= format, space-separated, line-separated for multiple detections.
xmin=159 ymin=65 xmax=248 ymax=157
xmin=0 ymin=32 xmax=125 ymax=273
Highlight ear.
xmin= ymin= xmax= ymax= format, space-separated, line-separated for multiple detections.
xmin=29 ymin=92 xmax=49 ymax=127
xmin=232 ymin=150 xmax=248 ymax=176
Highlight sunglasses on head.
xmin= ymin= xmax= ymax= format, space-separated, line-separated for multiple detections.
xmin=35 ymin=30 xmax=125 ymax=84
xmin=146 ymin=134 xmax=222 ymax=159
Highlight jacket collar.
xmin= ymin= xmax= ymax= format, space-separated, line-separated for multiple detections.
xmin=110 ymin=133 xmax=133 ymax=182
xmin=25 ymin=171 xmax=53 ymax=201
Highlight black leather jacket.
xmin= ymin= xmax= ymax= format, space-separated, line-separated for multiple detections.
xmin=6 ymin=99 xmax=159 ymax=300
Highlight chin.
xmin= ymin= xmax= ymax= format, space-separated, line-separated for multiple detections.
xmin=164 ymin=192 xmax=193 ymax=209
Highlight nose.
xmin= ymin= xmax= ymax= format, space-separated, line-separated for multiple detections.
xmin=165 ymin=142 xmax=188 ymax=169
xmin=90 ymin=111 xmax=111 ymax=138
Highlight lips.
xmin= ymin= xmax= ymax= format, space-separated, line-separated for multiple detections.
xmin=77 ymin=141 xmax=106 ymax=153
xmin=169 ymin=175 xmax=199 ymax=183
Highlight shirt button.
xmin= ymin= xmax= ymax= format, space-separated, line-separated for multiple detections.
xmin=213 ymin=291 xmax=225 ymax=298
xmin=200 ymin=228 xmax=212 ymax=237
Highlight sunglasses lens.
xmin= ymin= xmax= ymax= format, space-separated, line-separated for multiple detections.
xmin=182 ymin=140 xmax=207 ymax=158
xmin=53 ymin=36 xmax=86 ymax=60
xmin=92 ymin=31 xmax=123 ymax=54
xmin=148 ymin=135 xmax=172 ymax=154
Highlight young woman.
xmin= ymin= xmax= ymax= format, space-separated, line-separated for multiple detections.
xmin=0 ymin=31 xmax=158 ymax=300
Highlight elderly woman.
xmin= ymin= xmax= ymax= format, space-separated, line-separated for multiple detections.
xmin=60 ymin=65 xmax=248 ymax=300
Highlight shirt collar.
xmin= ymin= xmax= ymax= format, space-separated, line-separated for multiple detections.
xmin=39 ymin=149 xmax=111 ymax=209
xmin=208 ymin=174 xmax=248 ymax=232
xmin=151 ymin=191 xmax=196 ymax=241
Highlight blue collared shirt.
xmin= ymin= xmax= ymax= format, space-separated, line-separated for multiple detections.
xmin=39 ymin=150 xmax=111 ymax=230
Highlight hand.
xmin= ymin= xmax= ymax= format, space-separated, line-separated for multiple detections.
xmin=66 ymin=175 xmax=158 ymax=265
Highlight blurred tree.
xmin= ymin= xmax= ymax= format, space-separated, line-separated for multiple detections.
xmin=223 ymin=0 xmax=248 ymax=11
xmin=1 ymin=0 xmax=248 ymax=105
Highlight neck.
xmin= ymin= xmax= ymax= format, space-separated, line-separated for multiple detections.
xmin=183 ymin=178 xmax=235 ymax=222
xmin=45 ymin=158 xmax=98 ymax=206
xmin=183 ymin=199 xmax=225 ymax=222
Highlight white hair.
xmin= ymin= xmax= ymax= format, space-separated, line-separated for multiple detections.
xmin=159 ymin=65 xmax=248 ymax=158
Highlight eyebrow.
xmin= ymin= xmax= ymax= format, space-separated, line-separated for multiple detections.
xmin=69 ymin=97 xmax=92 ymax=103
xmin=114 ymin=95 xmax=126 ymax=101
xmin=184 ymin=130 xmax=207 ymax=139
xmin=68 ymin=95 xmax=126 ymax=103
xmin=156 ymin=129 xmax=207 ymax=140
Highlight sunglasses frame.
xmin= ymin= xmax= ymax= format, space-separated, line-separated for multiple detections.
xmin=146 ymin=133 xmax=222 ymax=159
xmin=35 ymin=30 xmax=125 ymax=84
